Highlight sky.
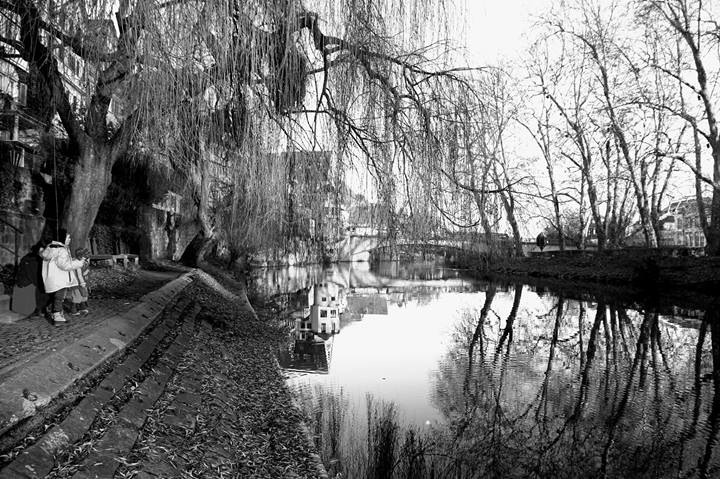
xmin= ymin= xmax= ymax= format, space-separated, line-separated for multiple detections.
xmin=462 ymin=0 xmax=552 ymax=65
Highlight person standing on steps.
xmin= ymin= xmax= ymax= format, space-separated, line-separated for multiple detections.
xmin=40 ymin=229 xmax=89 ymax=323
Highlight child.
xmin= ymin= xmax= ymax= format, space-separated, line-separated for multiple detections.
xmin=68 ymin=247 xmax=90 ymax=315
xmin=40 ymin=229 xmax=87 ymax=323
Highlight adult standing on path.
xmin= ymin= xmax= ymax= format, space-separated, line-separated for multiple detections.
xmin=40 ymin=229 xmax=88 ymax=323
xmin=11 ymin=242 xmax=48 ymax=317
xmin=536 ymin=232 xmax=547 ymax=252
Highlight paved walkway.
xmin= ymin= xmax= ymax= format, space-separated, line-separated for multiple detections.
xmin=0 ymin=270 xmax=181 ymax=382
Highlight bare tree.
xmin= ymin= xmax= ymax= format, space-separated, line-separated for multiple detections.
xmin=640 ymin=0 xmax=720 ymax=253
xmin=551 ymin=0 xmax=663 ymax=247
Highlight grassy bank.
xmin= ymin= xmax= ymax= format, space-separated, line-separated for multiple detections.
xmin=446 ymin=249 xmax=720 ymax=310
xmin=452 ymin=250 xmax=718 ymax=287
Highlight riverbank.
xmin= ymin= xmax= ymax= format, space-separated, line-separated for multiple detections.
xmin=467 ymin=251 xmax=720 ymax=309
xmin=116 ymin=270 xmax=326 ymax=478
xmin=0 ymin=263 xmax=326 ymax=478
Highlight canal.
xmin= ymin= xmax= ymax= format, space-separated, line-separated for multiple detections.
xmin=251 ymin=260 xmax=720 ymax=478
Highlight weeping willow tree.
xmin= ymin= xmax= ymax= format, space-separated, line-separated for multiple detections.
xmin=140 ymin=0 xmax=476 ymax=263
xmin=1 ymin=0 xmax=478 ymax=261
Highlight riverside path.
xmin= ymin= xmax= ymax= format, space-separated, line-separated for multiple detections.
xmin=0 ymin=266 xmax=326 ymax=478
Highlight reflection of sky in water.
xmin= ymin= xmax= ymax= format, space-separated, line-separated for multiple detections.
xmin=287 ymin=284 xmax=561 ymax=425
xmin=267 ymin=261 xmax=718 ymax=475
xmin=273 ymin=263 xmax=710 ymax=431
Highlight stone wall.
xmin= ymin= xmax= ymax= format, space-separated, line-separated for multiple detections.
xmin=0 ymin=161 xmax=48 ymax=266
xmin=0 ymin=209 xmax=45 ymax=267
xmin=138 ymin=201 xmax=198 ymax=262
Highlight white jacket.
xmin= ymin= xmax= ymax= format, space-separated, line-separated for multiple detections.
xmin=40 ymin=241 xmax=85 ymax=293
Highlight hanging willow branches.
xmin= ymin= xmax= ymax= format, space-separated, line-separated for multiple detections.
xmin=130 ymin=0 xmax=479 ymax=259
xmin=0 ymin=0 xmax=486 ymax=260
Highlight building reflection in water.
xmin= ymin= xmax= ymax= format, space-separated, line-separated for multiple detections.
xmin=271 ymin=261 xmax=494 ymax=376
xmin=279 ymin=282 xmax=346 ymax=374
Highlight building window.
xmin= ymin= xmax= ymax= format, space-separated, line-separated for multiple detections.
xmin=67 ymin=54 xmax=80 ymax=76
xmin=321 ymin=297 xmax=326 ymax=302
xmin=4 ymin=15 xmax=17 ymax=40
xmin=321 ymin=323 xmax=326 ymax=333
xmin=331 ymin=296 xmax=336 ymax=301
xmin=16 ymin=83 xmax=26 ymax=106
xmin=320 ymin=310 xmax=328 ymax=318
xmin=330 ymin=310 xmax=336 ymax=317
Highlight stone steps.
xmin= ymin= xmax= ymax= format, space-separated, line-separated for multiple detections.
xmin=0 ymin=296 xmax=200 ymax=479
xmin=70 ymin=304 xmax=198 ymax=479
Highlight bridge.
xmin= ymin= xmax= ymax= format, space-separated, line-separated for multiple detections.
xmin=330 ymin=234 xmax=489 ymax=262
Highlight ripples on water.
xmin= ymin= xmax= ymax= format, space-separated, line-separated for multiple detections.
xmin=254 ymin=261 xmax=720 ymax=478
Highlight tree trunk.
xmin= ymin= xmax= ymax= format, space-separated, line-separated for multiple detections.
xmin=546 ymin=159 xmax=564 ymax=250
xmin=180 ymin=138 xmax=215 ymax=266
xmin=497 ymin=188 xmax=524 ymax=257
xmin=708 ymin=147 xmax=720 ymax=255
xmin=552 ymin=194 xmax=565 ymax=251
xmin=180 ymin=229 xmax=215 ymax=266
xmin=470 ymin=164 xmax=498 ymax=259
xmin=637 ymin=203 xmax=658 ymax=248
xmin=586 ymin=174 xmax=606 ymax=250
xmin=693 ymin=126 xmax=710 ymax=243
xmin=579 ymin=175 xmax=587 ymax=249
xmin=63 ymin=143 xmax=113 ymax=250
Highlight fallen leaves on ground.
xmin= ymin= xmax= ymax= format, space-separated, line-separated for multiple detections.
xmin=118 ymin=280 xmax=324 ymax=478
xmin=88 ymin=267 xmax=173 ymax=301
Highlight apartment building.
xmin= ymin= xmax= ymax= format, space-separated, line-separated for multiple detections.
xmin=659 ymin=197 xmax=710 ymax=248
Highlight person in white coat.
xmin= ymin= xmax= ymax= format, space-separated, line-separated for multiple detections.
xmin=40 ymin=229 xmax=88 ymax=323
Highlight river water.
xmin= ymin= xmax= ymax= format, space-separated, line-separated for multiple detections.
xmin=251 ymin=260 xmax=720 ymax=478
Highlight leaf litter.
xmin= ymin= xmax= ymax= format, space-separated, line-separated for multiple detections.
xmin=115 ymin=277 xmax=325 ymax=478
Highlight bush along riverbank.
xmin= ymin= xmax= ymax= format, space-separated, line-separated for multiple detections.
xmin=443 ymin=248 xmax=720 ymax=313
xmin=449 ymin=249 xmax=720 ymax=290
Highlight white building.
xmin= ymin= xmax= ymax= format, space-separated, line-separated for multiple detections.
xmin=311 ymin=282 xmax=341 ymax=334
xmin=294 ymin=282 xmax=344 ymax=336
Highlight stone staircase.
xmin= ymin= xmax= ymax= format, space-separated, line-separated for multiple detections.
xmin=0 ymin=294 xmax=199 ymax=478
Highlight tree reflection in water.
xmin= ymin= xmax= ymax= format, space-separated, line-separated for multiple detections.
xmin=432 ymin=290 xmax=720 ymax=478
xmin=296 ymin=283 xmax=719 ymax=478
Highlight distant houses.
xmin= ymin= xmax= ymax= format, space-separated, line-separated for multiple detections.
xmin=659 ymin=197 xmax=710 ymax=248
xmin=622 ymin=196 xmax=709 ymax=249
